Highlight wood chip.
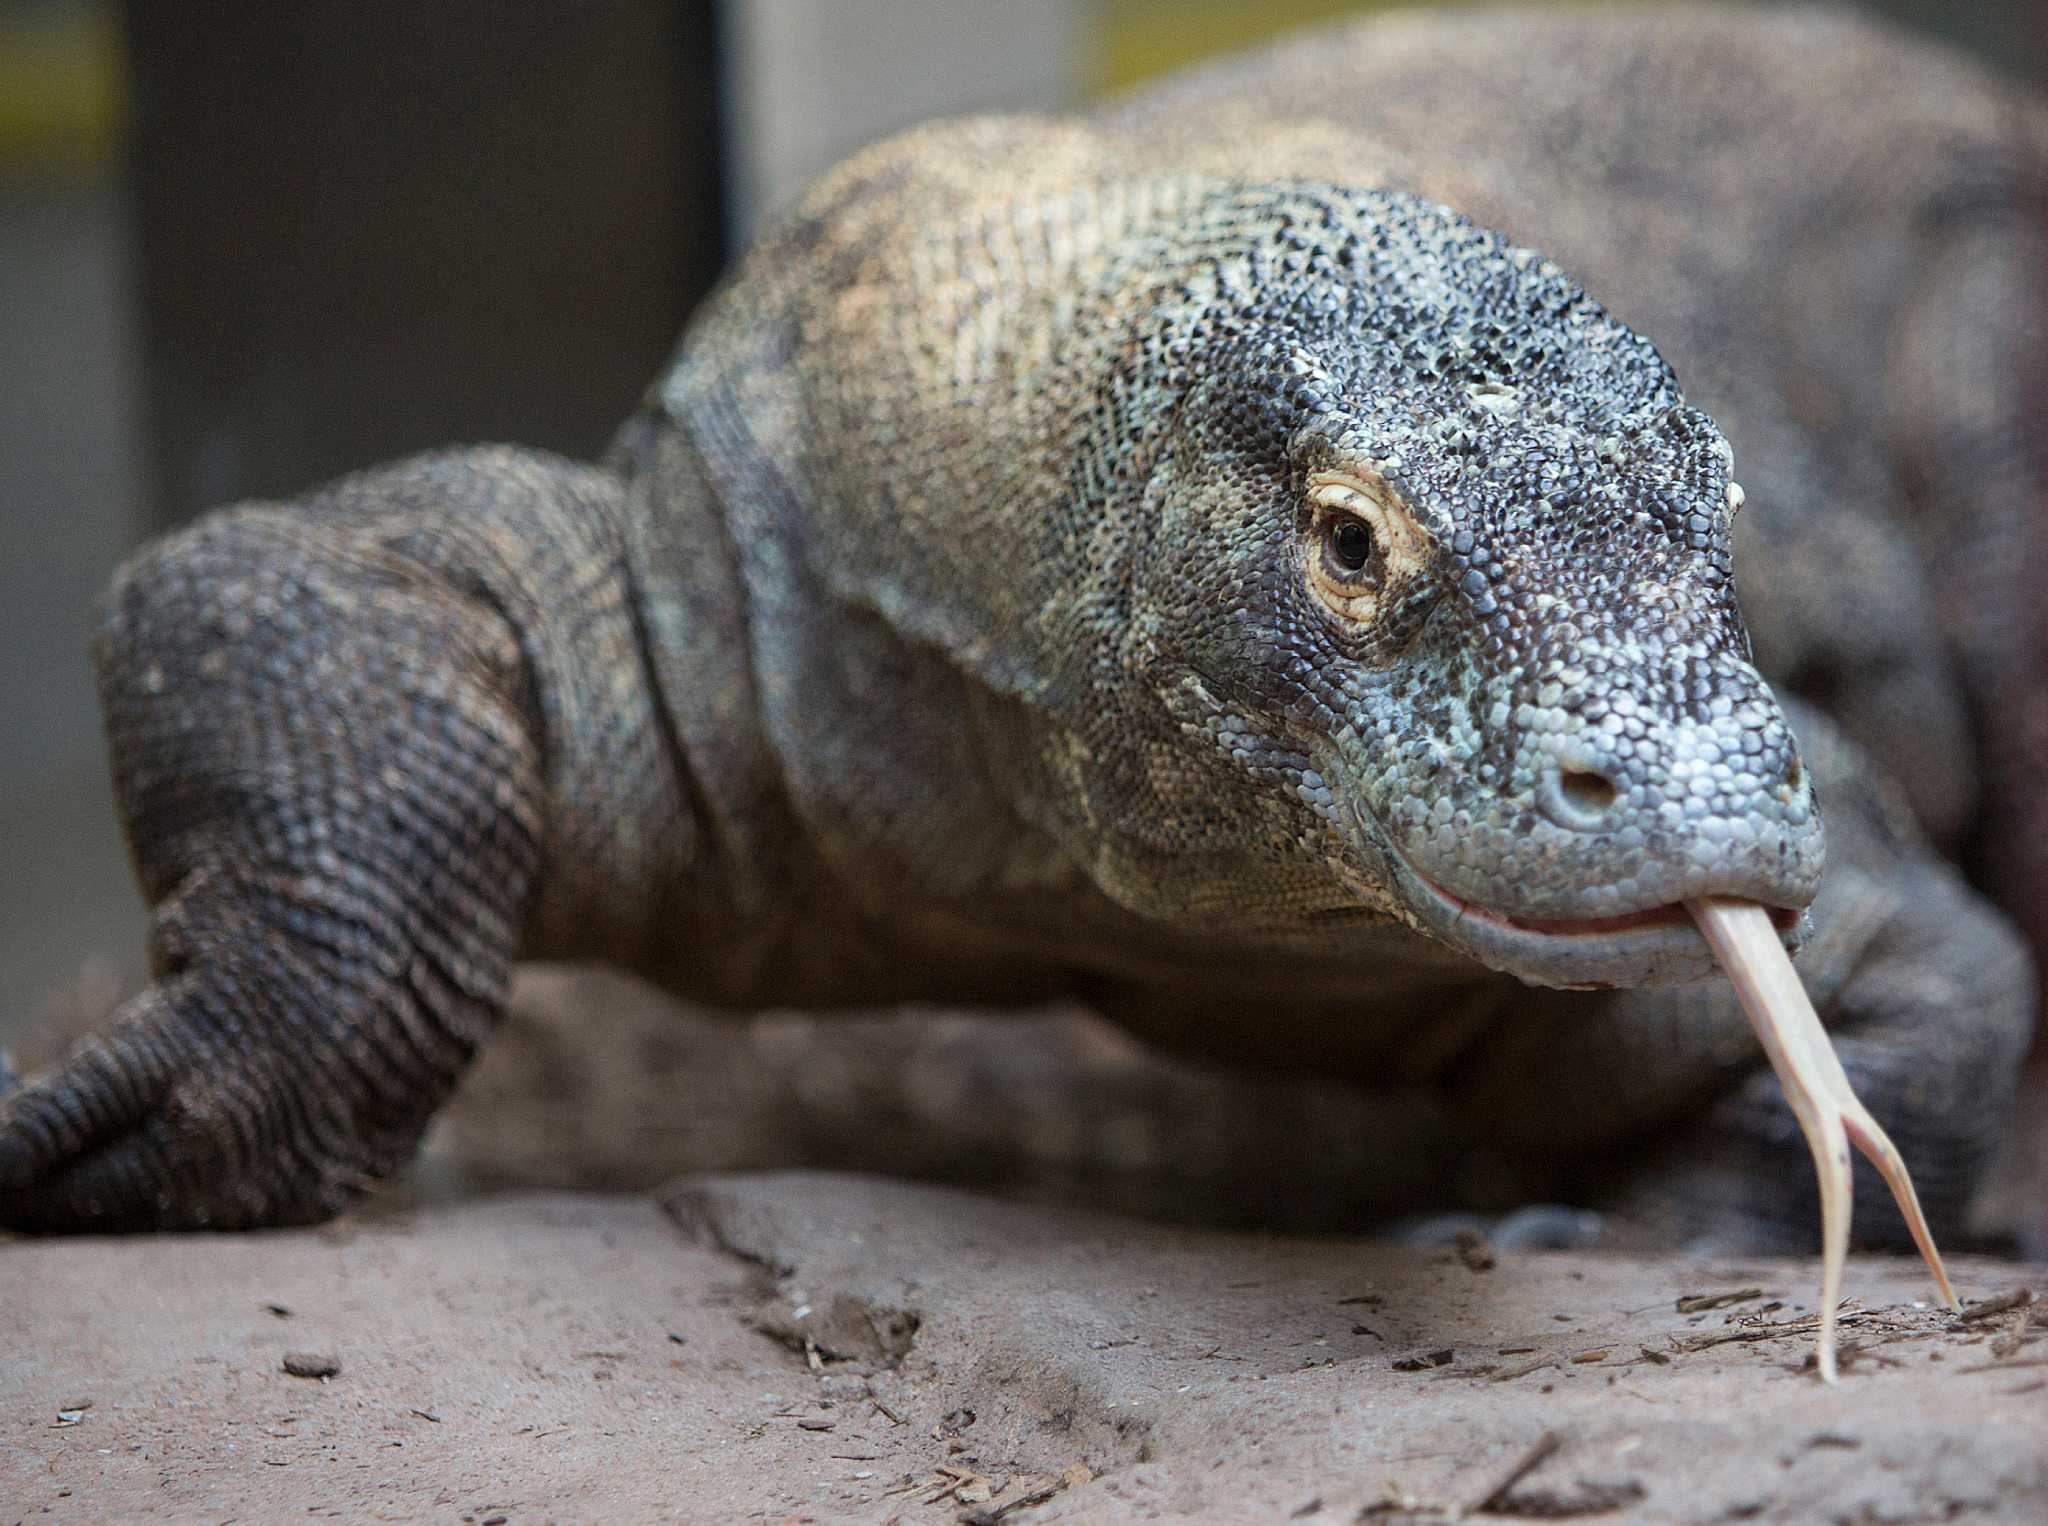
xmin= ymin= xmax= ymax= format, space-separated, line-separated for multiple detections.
xmin=1392 ymin=1348 xmax=1456 ymax=1372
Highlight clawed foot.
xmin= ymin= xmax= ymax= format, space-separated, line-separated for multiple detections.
xmin=0 ymin=970 xmax=433 ymax=1233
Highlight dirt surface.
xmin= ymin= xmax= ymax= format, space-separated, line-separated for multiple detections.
xmin=5 ymin=1173 xmax=2045 ymax=1524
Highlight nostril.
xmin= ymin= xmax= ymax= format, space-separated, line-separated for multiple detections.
xmin=1559 ymin=768 xmax=1619 ymax=815
xmin=1537 ymin=762 xmax=1623 ymax=832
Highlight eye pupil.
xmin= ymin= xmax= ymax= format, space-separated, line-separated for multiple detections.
xmin=1330 ymin=518 xmax=1374 ymax=574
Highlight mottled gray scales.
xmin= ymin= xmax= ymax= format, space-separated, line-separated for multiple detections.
xmin=2 ymin=4 xmax=2041 ymax=1240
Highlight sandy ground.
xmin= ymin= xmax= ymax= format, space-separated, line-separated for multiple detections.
xmin=7 ymin=968 xmax=2047 ymax=1523
xmin=3 ymin=1173 xmax=2045 ymax=1524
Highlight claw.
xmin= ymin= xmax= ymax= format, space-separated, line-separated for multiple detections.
xmin=1687 ymin=897 xmax=1961 ymax=1383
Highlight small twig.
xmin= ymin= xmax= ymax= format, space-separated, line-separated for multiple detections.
xmin=1472 ymin=1431 xmax=1562 ymax=1513
xmin=1952 ymin=1357 xmax=2048 ymax=1375
xmin=1795 ymin=1340 xmax=1904 ymax=1374
xmin=1675 ymin=1288 xmax=1764 ymax=1313
xmin=959 ymin=1481 xmax=1061 ymax=1525
xmin=1670 ymin=1313 xmax=1862 ymax=1354
xmin=1955 ymin=1288 xmax=2033 ymax=1324
xmin=1674 ymin=1325 xmax=1809 ymax=1352
xmin=1991 ymin=1303 xmax=2036 ymax=1360
xmin=1490 ymin=1357 xmax=1559 ymax=1384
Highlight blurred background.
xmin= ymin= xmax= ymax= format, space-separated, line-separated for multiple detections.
xmin=0 ymin=0 xmax=2041 ymax=1066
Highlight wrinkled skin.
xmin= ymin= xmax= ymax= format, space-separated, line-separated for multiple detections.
xmin=0 ymin=4 xmax=2038 ymax=1242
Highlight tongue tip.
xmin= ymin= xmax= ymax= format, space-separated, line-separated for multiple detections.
xmin=1685 ymin=894 xmax=1963 ymax=1385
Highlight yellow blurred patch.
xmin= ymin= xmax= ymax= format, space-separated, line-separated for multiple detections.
xmin=1095 ymin=0 xmax=1557 ymax=91
xmin=0 ymin=8 xmax=125 ymax=179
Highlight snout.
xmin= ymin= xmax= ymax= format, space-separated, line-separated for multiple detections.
xmin=1356 ymin=664 xmax=1824 ymax=988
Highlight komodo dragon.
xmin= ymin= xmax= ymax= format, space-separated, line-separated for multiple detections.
xmin=2 ymin=3 xmax=2042 ymax=1241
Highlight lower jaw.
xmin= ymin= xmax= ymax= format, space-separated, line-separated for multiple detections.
xmin=1385 ymin=855 xmax=1803 ymax=990
xmin=1462 ymin=899 xmax=1802 ymax=940
xmin=1434 ymin=908 xmax=1721 ymax=990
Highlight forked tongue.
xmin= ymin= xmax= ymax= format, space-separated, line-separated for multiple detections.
xmin=1684 ymin=897 xmax=1962 ymax=1382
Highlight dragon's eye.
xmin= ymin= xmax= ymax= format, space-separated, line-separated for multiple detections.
xmin=1327 ymin=517 xmax=1375 ymax=575
xmin=1304 ymin=469 xmax=1429 ymax=627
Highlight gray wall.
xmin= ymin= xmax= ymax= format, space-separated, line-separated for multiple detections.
xmin=0 ymin=178 xmax=148 ymax=1041
xmin=723 ymin=0 xmax=1085 ymax=240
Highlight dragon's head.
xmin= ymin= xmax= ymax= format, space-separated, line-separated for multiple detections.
xmin=1094 ymin=183 xmax=1821 ymax=986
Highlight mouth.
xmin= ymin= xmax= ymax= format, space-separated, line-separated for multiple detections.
xmin=1377 ymin=836 xmax=1807 ymax=989
xmin=1451 ymin=895 xmax=1801 ymax=940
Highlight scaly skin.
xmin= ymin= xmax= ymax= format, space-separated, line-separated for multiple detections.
xmin=2 ymin=4 xmax=2040 ymax=1235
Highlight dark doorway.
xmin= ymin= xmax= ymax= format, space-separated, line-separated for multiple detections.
xmin=121 ymin=1 xmax=727 ymax=524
